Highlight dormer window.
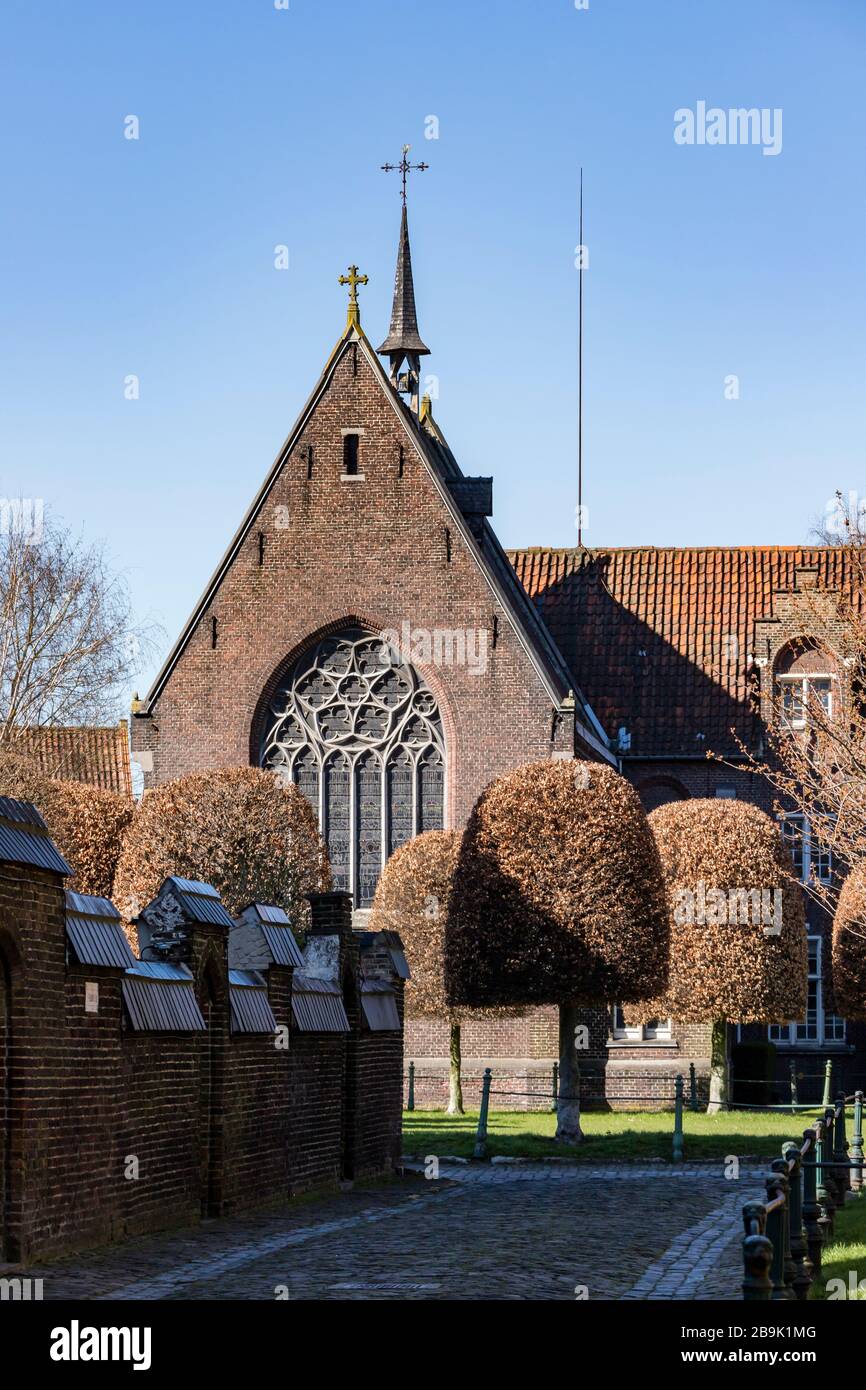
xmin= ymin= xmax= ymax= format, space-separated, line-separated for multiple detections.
xmin=777 ymin=675 xmax=833 ymax=728
xmin=773 ymin=639 xmax=835 ymax=729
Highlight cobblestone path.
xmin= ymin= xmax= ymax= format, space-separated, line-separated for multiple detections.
xmin=21 ymin=1163 xmax=762 ymax=1301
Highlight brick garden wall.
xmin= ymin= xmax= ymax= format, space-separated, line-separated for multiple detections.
xmin=0 ymin=860 xmax=404 ymax=1265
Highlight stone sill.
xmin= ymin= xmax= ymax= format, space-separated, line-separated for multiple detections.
xmin=340 ymin=473 xmax=366 ymax=482
xmin=607 ymin=1039 xmax=680 ymax=1050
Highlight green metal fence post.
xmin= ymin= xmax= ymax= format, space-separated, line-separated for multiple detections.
xmin=765 ymin=1170 xmax=795 ymax=1301
xmin=473 ymin=1067 xmax=492 ymax=1161
xmin=816 ymin=1117 xmax=835 ymax=1242
xmin=851 ymin=1091 xmax=864 ymax=1193
xmin=770 ymin=1159 xmax=797 ymax=1299
xmin=407 ymin=1060 xmax=415 ymax=1112
xmin=742 ymin=1202 xmax=773 ymax=1301
xmin=689 ymin=1062 xmax=699 ymax=1112
xmin=782 ymin=1142 xmax=812 ymax=1300
xmin=823 ymin=1106 xmax=841 ymax=1209
xmin=834 ymin=1094 xmax=850 ymax=1197
xmin=801 ymin=1127 xmax=824 ymax=1275
xmin=672 ymin=1074 xmax=684 ymax=1163
xmin=551 ymin=1062 xmax=559 ymax=1113
xmin=822 ymin=1059 xmax=833 ymax=1108
xmin=790 ymin=1061 xmax=798 ymax=1114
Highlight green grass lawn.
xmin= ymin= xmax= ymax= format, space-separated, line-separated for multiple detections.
xmin=810 ymin=1194 xmax=866 ymax=1299
xmin=402 ymin=1107 xmax=810 ymax=1163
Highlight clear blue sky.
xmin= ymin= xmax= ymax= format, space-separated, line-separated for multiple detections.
xmin=2 ymin=0 xmax=864 ymax=700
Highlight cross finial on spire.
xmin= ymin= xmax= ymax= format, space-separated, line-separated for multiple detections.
xmin=338 ymin=264 xmax=368 ymax=329
xmin=381 ymin=143 xmax=428 ymax=206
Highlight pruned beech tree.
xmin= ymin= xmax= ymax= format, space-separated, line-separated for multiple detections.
xmin=832 ymin=862 xmax=866 ymax=1020
xmin=112 ymin=766 xmax=330 ymax=935
xmin=370 ymin=829 xmax=520 ymax=1116
xmin=633 ymin=799 xmax=808 ymax=1112
xmin=0 ymin=748 xmax=133 ymax=896
xmin=445 ymin=760 xmax=669 ymax=1144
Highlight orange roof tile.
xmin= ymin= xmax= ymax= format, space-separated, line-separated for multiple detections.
xmin=507 ymin=547 xmax=855 ymax=757
xmin=15 ymin=723 xmax=133 ymax=798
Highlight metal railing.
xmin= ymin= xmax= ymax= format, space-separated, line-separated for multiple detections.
xmin=470 ymin=1068 xmax=689 ymax=1161
xmin=741 ymin=1089 xmax=865 ymax=1299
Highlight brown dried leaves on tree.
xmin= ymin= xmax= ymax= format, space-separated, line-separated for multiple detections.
xmin=0 ymin=749 xmax=132 ymax=897
xmin=112 ymin=766 xmax=330 ymax=927
xmin=627 ymin=799 xmax=807 ymax=1025
xmin=832 ymin=861 xmax=866 ymax=1019
xmin=369 ymin=828 xmax=517 ymax=1022
xmin=444 ymin=760 xmax=669 ymax=1009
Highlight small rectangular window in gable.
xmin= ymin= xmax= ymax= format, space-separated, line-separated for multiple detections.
xmin=343 ymin=433 xmax=360 ymax=476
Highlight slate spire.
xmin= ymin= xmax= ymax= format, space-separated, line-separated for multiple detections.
xmin=378 ymin=205 xmax=430 ymax=361
xmin=379 ymin=146 xmax=430 ymax=414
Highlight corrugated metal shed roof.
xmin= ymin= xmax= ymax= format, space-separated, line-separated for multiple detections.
xmin=127 ymin=961 xmax=191 ymax=980
xmin=0 ymin=796 xmax=49 ymax=827
xmin=361 ymin=980 xmax=401 ymax=1031
xmin=166 ymin=876 xmax=235 ymax=928
xmin=65 ymin=889 xmax=117 ymax=918
xmin=229 ymin=969 xmax=278 ymax=1034
xmin=122 ymin=961 xmax=206 ymax=1031
xmin=0 ymin=798 xmax=72 ymax=876
xmin=378 ymin=930 xmax=410 ymax=980
xmin=249 ymin=903 xmax=290 ymax=925
xmin=291 ymin=973 xmax=349 ymax=1033
xmin=261 ymin=924 xmax=304 ymax=969
xmin=169 ymin=876 xmax=219 ymax=896
xmin=67 ymin=918 xmax=136 ymax=969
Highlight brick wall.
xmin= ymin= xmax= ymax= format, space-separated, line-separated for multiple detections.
xmin=0 ymin=853 xmax=404 ymax=1264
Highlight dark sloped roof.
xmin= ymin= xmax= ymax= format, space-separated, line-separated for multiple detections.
xmin=228 ymin=969 xmax=278 ymax=1034
xmin=248 ymin=903 xmax=290 ymax=925
xmin=360 ymin=979 xmax=401 ymax=1031
xmin=0 ymin=796 xmax=71 ymax=876
xmin=65 ymin=890 xmax=136 ymax=969
xmin=16 ymin=723 xmax=133 ymax=798
xmin=122 ymin=961 xmax=206 ymax=1031
xmin=508 ymin=546 xmax=855 ymax=757
xmin=166 ymin=877 xmax=235 ymax=928
xmin=261 ymin=924 xmax=304 ymax=969
xmin=291 ymin=973 xmax=350 ymax=1033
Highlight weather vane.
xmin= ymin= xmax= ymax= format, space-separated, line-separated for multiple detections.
xmin=381 ymin=143 xmax=428 ymax=205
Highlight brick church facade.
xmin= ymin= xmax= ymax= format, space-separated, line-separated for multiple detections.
xmin=130 ymin=209 xmax=864 ymax=1111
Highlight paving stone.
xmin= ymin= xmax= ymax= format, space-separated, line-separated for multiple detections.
xmin=21 ymin=1162 xmax=766 ymax=1301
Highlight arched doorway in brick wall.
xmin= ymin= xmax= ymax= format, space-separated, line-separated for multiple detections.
xmin=259 ymin=626 xmax=446 ymax=907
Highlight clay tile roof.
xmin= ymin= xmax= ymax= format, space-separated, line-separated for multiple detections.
xmin=507 ymin=546 xmax=855 ymax=758
xmin=16 ymin=722 xmax=133 ymax=798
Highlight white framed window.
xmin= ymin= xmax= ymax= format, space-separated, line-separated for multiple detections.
xmin=769 ymin=935 xmax=846 ymax=1046
xmin=611 ymin=1006 xmax=672 ymax=1042
xmin=715 ymin=785 xmax=737 ymax=799
xmin=776 ymin=674 xmax=833 ymax=729
xmin=780 ymin=814 xmax=833 ymax=884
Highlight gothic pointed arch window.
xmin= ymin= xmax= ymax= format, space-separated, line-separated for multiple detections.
xmin=261 ymin=627 xmax=445 ymax=906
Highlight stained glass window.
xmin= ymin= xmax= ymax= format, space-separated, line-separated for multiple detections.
xmin=261 ymin=627 xmax=445 ymax=904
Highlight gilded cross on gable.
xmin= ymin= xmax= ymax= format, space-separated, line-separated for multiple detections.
xmin=381 ymin=143 xmax=428 ymax=205
xmin=339 ymin=264 xmax=368 ymax=328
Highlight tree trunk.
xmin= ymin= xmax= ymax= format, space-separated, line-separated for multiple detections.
xmin=707 ymin=1017 xmax=730 ymax=1113
xmin=555 ymin=1004 xmax=584 ymax=1144
xmin=446 ymin=1021 xmax=464 ymax=1116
